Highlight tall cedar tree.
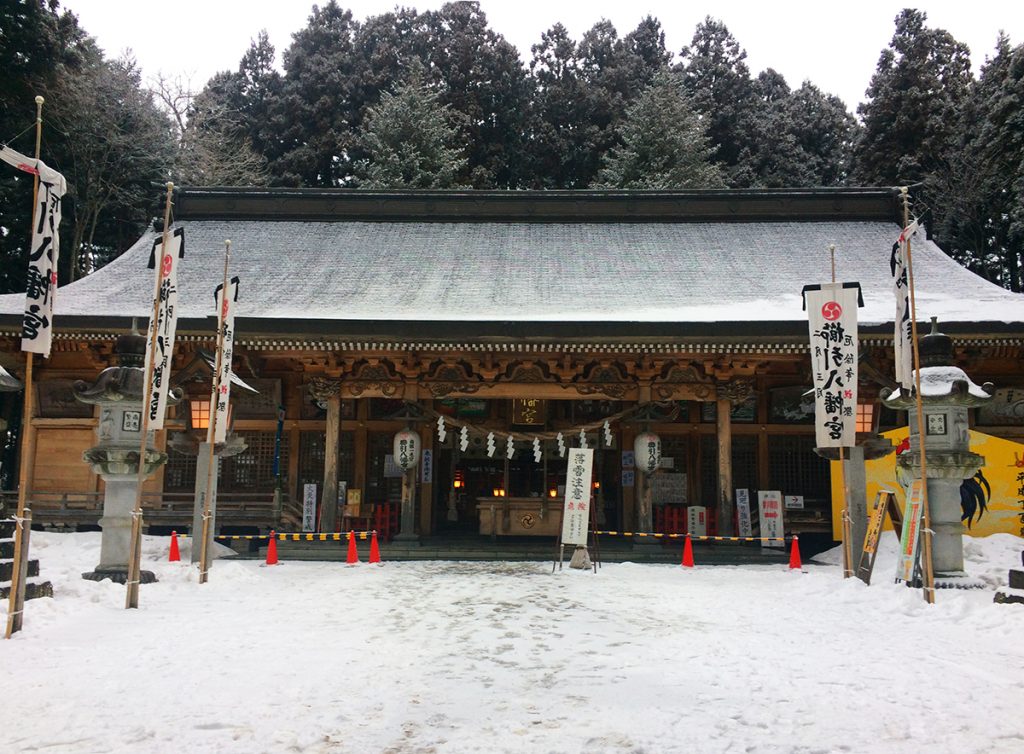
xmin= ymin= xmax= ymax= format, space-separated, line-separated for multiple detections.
xmin=678 ymin=18 xmax=760 ymax=187
xmin=0 ymin=0 xmax=93 ymax=293
xmin=597 ymin=70 xmax=723 ymax=189
xmin=932 ymin=36 xmax=1024 ymax=291
xmin=355 ymin=66 xmax=468 ymax=189
xmin=854 ymin=9 xmax=972 ymax=186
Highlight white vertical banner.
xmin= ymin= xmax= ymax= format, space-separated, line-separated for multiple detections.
xmin=804 ymin=282 xmax=862 ymax=448
xmin=561 ymin=447 xmax=594 ymax=546
xmin=302 ymin=483 xmax=317 ymax=532
xmin=1 ymin=146 xmax=66 ymax=357
xmin=143 ymin=227 xmax=185 ymax=429
xmin=210 ymin=276 xmax=239 ymax=443
xmin=891 ymin=221 xmax=918 ymax=390
xmin=687 ymin=506 xmax=708 ymax=536
xmin=757 ymin=490 xmax=785 ymax=548
xmin=735 ymin=488 xmax=753 ymax=537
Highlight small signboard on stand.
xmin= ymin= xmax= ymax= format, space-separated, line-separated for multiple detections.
xmin=857 ymin=489 xmax=901 ymax=584
xmin=896 ymin=480 xmax=925 ymax=584
xmin=736 ymin=489 xmax=753 ymax=537
xmin=302 ymin=483 xmax=317 ymax=532
xmin=687 ymin=506 xmax=707 ymax=536
xmin=757 ymin=490 xmax=785 ymax=548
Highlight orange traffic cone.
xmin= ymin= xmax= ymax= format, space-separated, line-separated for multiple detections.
xmin=789 ymin=535 xmax=802 ymax=570
xmin=369 ymin=531 xmax=381 ymax=564
xmin=168 ymin=531 xmax=181 ymax=562
xmin=682 ymin=534 xmax=694 ymax=568
xmin=346 ymin=530 xmax=359 ymax=564
xmin=266 ymin=530 xmax=279 ymax=565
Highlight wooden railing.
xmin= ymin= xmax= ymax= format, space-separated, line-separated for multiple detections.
xmin=0 ymin=489 xmax=300 ymax=532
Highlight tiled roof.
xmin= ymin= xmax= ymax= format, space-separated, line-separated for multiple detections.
xmin=0 ymin=191 xmax=1020 ymax=336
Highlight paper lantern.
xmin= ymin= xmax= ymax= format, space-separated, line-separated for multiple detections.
xmin=393 ymin=428 xmax=420 ymax=470
xmin=633 ymin=431 xmax=661 ymax=474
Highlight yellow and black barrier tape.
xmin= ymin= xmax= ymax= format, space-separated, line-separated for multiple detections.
xmin=593 ymin=531 xmax=791 ymax=543
xmin=209 ymin=531 xmax=376 ymax=542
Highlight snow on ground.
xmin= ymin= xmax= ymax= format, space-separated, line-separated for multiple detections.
xmin=3 ymin=532 xmax=1024 ymax=754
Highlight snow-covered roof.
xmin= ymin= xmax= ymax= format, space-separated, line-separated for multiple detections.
xmin=1 ymin=188 xmax=1021 ymax=336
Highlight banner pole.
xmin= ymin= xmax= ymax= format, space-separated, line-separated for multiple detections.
xmin=124 ymin=182 xmax=174 ymax=609
xmin=198 ymin=240 xmax=231 ymax=584
xmin=5 ymin=95 xmax=45 ymax=639
xmin=828 ymin=243 xmax=854 ymax=579
xmin=900 ymin=187 xmax=936 ymax=604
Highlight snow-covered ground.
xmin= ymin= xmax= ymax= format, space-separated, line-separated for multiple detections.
xmin=3 ymin=532 xmax=1023 ymax=754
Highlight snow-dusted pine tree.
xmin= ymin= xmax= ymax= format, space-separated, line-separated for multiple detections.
xmin=596 ymin=70 xmax=724 ymax=189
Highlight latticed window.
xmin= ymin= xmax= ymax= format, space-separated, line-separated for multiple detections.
xmin=699 ymin=435 xmax=758 ymax=501
xmin=767 ymin=434 xmax=829 ymax=501
xmin=220 ymin=431 xmax=288 ymax=493
xmin=298 ymin=430 xmax=355 ymax=491
xmin=164 ymin=450 xmax=198 ymax=492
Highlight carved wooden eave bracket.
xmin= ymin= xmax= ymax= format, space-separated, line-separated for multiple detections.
xmin=307 ymin=376 xmax=342 ymax=401
xmin=652 ymin=364 xmax=716 ymax=401
xmin=716 ymin=378 xmax=756 ymax=404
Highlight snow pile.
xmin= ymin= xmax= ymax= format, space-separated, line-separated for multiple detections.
xmin=2 ymin=531 xmax=1023 ymax=753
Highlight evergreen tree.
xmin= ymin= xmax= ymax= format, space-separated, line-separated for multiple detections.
xmin=355 ymin=66 xmax=467 ymax=189
xmin=678 ymin=17 xmax=759 ymax=187
xmin=596 ymin=70 xmax=723 ymax=189
xmin=932 ymin=35 xmax=1024 ymax=291
xmin=854 ymin=9 xmax=972 ymax=185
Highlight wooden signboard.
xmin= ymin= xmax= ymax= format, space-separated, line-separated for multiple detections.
xmin=856 ymin=489 xmax=901 ymax=585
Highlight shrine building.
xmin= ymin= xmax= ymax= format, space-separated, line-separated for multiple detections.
xmin=1 ymin=188 xmax=1022 ymax=546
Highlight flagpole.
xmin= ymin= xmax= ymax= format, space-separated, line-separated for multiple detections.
xmin=5 ymin=95 xmax=45 ymax=638
xmin=900 ymin=187 xmax=936 ymax=604
xmin=829 ymin=243 xmax=854 ymax=579
xmin=198 ymin=240 xmax=231 ymax=584
xmin=125 ymin=182 xmax=174 ymax=609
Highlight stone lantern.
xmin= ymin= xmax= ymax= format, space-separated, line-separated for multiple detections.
xmin=74 ymin=331 xmax=181 ymax=584
xmin=880 ymin=318 xmax=994 ymax=583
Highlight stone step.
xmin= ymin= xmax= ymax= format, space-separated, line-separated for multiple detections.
xmin=0 ymin=540 xmax=13 ymax=559
xmin=0 ymin=519 xmax=14 ymax=539
xmin=0 ymin=560 xmax=40 ymax=581
xmin=0 ymin=580 xmax=53 ymax=601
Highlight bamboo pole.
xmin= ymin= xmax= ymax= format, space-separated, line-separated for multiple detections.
xmin=901 ymin=187 xmax=937 ymax=604
xmin=125 ymin=182 xmax=174 ymax=609
xmin=198 ymin=240 xmax=231 ymax=584
xmin=5 ymin=95 xmax=45 ymax=639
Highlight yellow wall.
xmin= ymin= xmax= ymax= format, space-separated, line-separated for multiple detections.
xmin=831 ymin=428 xmax=1024 ymax=539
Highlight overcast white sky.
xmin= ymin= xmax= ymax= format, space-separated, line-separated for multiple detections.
xmin=61 ymin=0 xmax=1024 ymax=113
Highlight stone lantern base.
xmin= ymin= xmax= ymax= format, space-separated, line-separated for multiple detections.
xmin=82 ymin=568 xmax=157 ymax=585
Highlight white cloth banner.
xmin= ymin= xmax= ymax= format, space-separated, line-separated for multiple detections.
xmin=805 ymin=282 xmax=861 ymax=448
xmin=561 ymin=447 xmax=594 ymax=546
xmin=143 ymin=228 xmax=185 ymax=430
xmin=757 ymin=490 xmax=785 ymax=548
xmin=891 ymin=220 xmax=918 ymax=390
xmin=209 ymin=276 xmax=239 ymax=443
xmin=1 ymin=146 xmax=67 ymax=357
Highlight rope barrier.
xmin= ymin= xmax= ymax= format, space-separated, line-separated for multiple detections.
xmin=593 ymin=530 xmax=792 ymax=543
xmin=209 ymin=531 xmax=376 ymax=542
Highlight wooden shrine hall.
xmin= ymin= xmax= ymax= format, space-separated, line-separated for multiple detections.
xmin=1 ymin=188 xmax=1022 ymax=547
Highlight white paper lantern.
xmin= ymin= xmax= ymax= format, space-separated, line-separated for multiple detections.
xmin=633 ymin=431 xmax=661 ymax=474
xmin=393 ymin=428 xmax=420 ymax=470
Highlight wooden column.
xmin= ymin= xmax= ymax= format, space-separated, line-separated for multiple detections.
xmin=716 ymin=397 xmax=734 ymax=536
xmin=310 ymin=378 xmax=341 ymax=533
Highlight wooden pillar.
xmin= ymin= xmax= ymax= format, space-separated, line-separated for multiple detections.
xmin=716 ymin=396 xmax=735 ymax=537
xmin=310 ymin=378 xmax=341 ymax=533
xmin=419 ymin=416 xmax=434 ymax=536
